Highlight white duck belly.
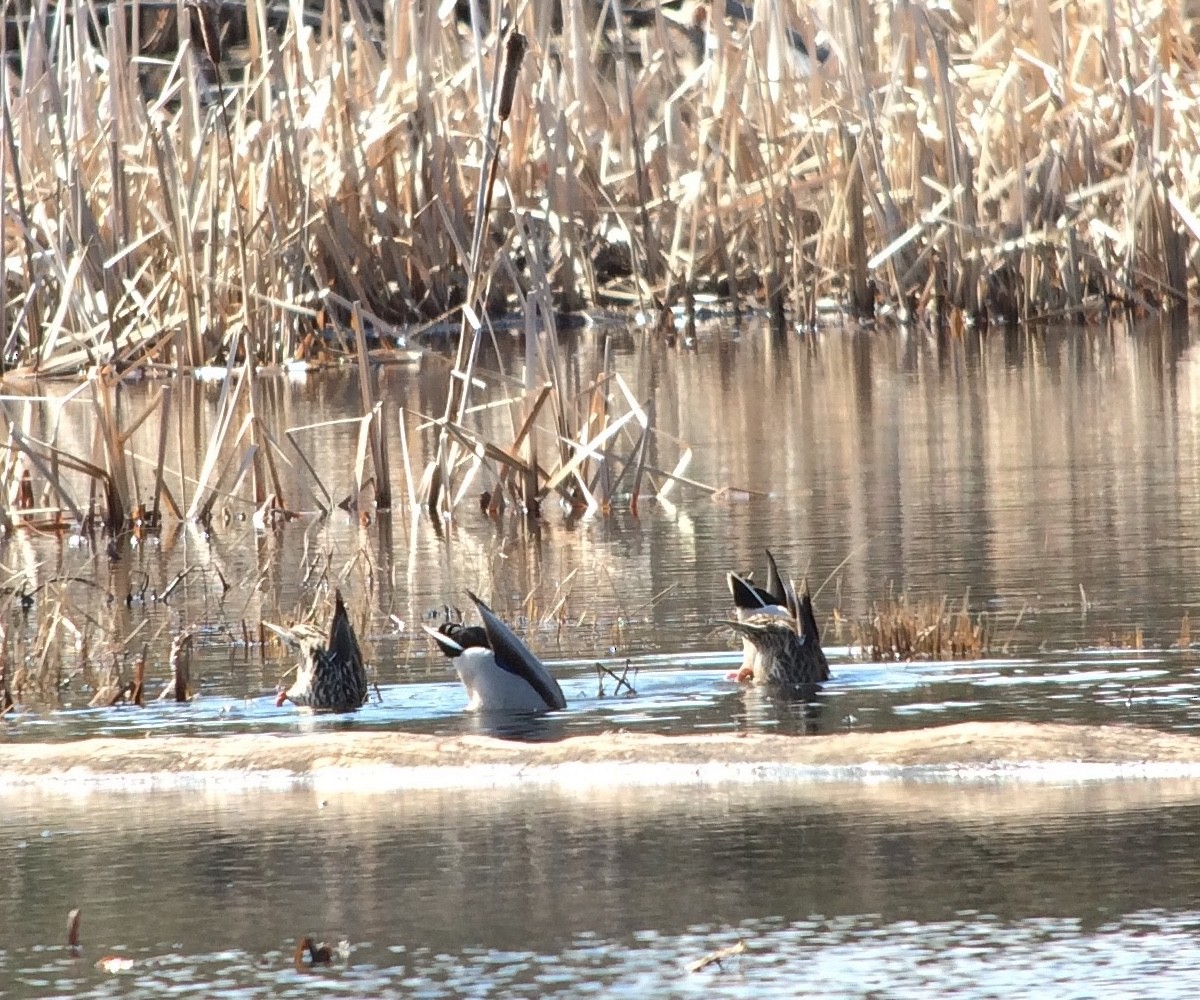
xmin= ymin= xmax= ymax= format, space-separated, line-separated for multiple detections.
xmin=455 ymin=648 xmax=560 ymax=712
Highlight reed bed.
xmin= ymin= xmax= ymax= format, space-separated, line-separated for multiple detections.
xmin=848 ymin=591 xmax=994 ymax=661
xmin=0 ymin=0 xmax=1194 ymax=383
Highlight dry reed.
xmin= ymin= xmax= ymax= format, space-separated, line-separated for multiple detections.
xmin=0 ymin=0 xmax=1193 ymax=381
xmin=850 ymin=591 xmax=994 ymax=661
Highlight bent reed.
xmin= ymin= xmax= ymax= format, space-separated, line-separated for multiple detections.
xmin=0 ymin=0 xmax=1194 ymax=375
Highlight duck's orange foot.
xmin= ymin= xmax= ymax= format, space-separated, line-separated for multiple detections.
xmin=275 ymin=689 xmax=288 ymax=707
xmin=724 ymin=666 xmax=755 ymax=684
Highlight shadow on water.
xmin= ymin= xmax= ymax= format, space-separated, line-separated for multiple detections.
xmin=461 ymin=710 xmax=572 ymax=743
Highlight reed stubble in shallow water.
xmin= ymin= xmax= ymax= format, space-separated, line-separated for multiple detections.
xmin=0 ymin=0 xmax=1195 ymax=377
xmin=844 ymin=592 xmax=995 ymax=661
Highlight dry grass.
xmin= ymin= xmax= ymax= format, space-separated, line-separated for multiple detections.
xmin=849 ymin=592 xmax=994 ymax=661
xmin=0 ymin=0 xmax=1194 ymax=380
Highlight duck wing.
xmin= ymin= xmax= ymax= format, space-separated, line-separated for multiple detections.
xmin=792 ymin=581 xmax=830 ymax=683
xmin=763 ymin=550 xmax=789 ymax=606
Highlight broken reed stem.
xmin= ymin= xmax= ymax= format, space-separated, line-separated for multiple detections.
xmin=352 ymin=303 xmax=390 ymax=509
xmin=594 ymin=659 xmax=637 ymax=697
xmin=0 ymin=626 xmax=12 ymax=716
xmin=841 ymin=126 xmax=872 ymax=318
xmin=67 ymin=908 xmax=82 ymax=954
xmin=688 ymin=939 xmax=747 ymax=974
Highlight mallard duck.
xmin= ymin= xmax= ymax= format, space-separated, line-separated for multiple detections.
xmin=727 ymin=549 xmax=792 ymax=680
xmin=293 ymin=936 xmax=335 ymax=969
xmin=272 ymin=591 xmax=369 ymax=713
xmin=623 ymin=0 xmax=831 ymax=76
xmin=722 ymin=601 xmax=829 ymax=698
xmin=724 ymin=558 xmax=829 ymax=696
xmin=425 ymin=592 xmax=567 ymax=712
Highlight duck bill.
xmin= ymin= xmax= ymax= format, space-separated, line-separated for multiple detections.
xmin=422 ymin=624 xmax=465 ymax=657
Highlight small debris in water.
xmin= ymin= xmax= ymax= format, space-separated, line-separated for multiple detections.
xmin=96 ymin=956 xmax=135 ymax=973
xmin=595 ymin=660 xmax=638 ymax=698
xmin=67 ymin=908 xmax=81 ymax=956
xmin=687 ymin=938 xmax=746 ymax=973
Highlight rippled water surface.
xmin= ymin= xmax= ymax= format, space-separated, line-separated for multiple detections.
xmin=8 ymin=319 xmax=1200 ymax=995
xmin=7 ymin=783 xmax=1200 ymax=998
xmin=7 ymin=319 xmax=1200 ymax=738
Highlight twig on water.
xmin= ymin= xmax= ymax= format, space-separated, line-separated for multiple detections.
xmin=0 ymin=624 xmax=13 ymax=717
xmin=687 ymin=938 xmax=747 ymax=973
xmin=595 ymin=659 xmax=637 ymax=697
xmin=158 ymin=631 xmax=194 ymax=702
xmin=67 ymin=908 xmax=82 ymax=956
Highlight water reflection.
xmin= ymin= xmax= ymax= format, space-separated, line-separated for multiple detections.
xmin=3 ymin=319 xmax=1200 ymax=739
xmin=6 ymin=780 xmax=1200 ymax=998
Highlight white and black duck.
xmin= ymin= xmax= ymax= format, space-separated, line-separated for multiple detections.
xmin=425 ymin=592 xmax=567 ymax=713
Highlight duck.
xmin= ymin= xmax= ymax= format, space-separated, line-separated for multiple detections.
xmin=724 ymin=558 xmax=830 ymax=696
xmin=623 ymin=0 xmax=831 ymax=76
xmin=272 ymin=591 xmax=369 ymax=712
xmin=293 ymin=936 xmax=335 ymax=969
xmin=726 ymin=549 xmax=792 ymax=681
xmin=425 ymin=591 xmax=567 ymax=712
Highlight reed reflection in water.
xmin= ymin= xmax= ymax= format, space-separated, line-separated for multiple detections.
xmin=1 ymin=319 xmax=1199 ymax=722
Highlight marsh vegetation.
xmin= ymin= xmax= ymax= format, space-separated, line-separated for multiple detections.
xmin=0 ymin=0 xmax=1194 ymax=386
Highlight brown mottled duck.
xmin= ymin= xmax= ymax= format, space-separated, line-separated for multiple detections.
xmin=724 ymin=561 xmax=829 ymax=697
xmin=272 ymin=591 xmax=368 ymax=713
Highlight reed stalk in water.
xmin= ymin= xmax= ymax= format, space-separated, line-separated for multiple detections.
xmin=850 ymin=591 xmax=994 ymax=661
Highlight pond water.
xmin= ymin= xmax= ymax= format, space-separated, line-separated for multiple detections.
xmin=6 ymin=780 xmax=1200 ymax=998
xmin=6 ymin=318 xmax=1200 ymax=738
xmin=6 ymin=317 xmax=1200 ymax=996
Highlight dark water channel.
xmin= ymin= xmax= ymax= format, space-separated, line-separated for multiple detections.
xmin=6 ymin=319 xmax=1200 ymax=995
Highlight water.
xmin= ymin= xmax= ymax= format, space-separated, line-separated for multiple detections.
xmin=6 ymin=319 xmax=1200 ymax=996
xmin=6 ymin=320 xmax=1200 ymax=736
xmin=6 ymin=781 xmax=1200 ymax=998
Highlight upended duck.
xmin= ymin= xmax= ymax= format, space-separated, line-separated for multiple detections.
xmin=725 ymin=553 xmax=829 ymax=697
xmin=425 ymin=592 xmax=567 ymax=713
xmin=727 ymin=549 xmax=791 ymax=677
xmin=272 ymin=591 xmax=369 ymax=712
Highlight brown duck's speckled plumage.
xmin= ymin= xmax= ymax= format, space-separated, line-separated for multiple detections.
xmin=278 ymin=592 xmax=368 ymax=713
xmin=726 ymin=589 xmax=829 ymax=698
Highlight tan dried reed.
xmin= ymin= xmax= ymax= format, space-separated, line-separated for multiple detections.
xmin=0 ymin=0 xmax=1192 ymax=378
xmin=851 ymin=591 xmax=994 ymax=661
